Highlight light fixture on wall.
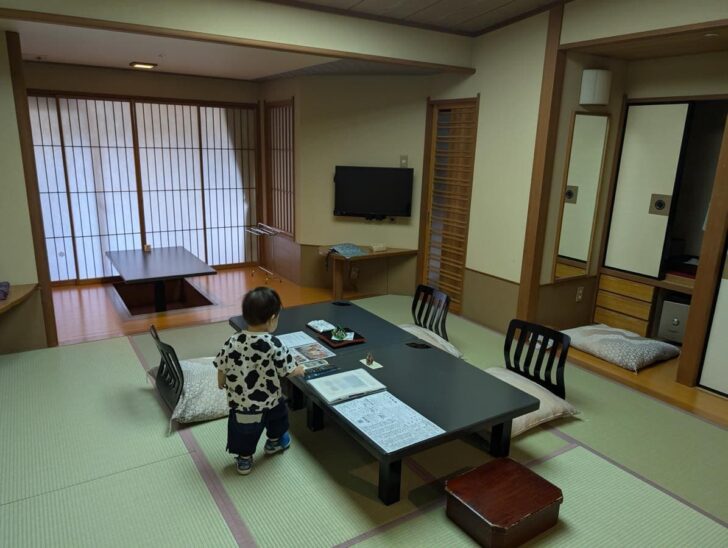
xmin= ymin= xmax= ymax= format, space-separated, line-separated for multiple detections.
xmin=579 ymin=69 xmax=612 ymax=106
xmin=129 ymin=61 xmax=157 ymax=69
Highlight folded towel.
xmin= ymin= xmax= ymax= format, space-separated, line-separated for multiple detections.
xmin=0 ymin=281 xmax=9 ymax=301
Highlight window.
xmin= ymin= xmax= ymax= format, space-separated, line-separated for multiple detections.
xmin=29 ymin=94 xmax=259 ymax=282
xmin=264 ymin=99 xmax=294 ymax=236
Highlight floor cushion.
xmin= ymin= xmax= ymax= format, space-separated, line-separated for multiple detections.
xmin=562 ymin=324 xmax=680 ymax=373
xmin=398 ymin=324 xmax=463 ymax=358
xmin=170 ymin=357 xmax=228 ymax=425
xmin=482 ymin=367 xmax=579 ymax=437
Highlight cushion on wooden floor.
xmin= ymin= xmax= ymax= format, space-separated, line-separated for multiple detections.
xmin=562 ymin=324 xmax=679 ymax=372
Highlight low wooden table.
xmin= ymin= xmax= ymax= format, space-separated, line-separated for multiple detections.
xmin=445 ymin=458 xmax=562 ymax=547
xmin=106 ymin=247 xmax=216 ymax=312
xmin=319 ymin=246 xmax=418 ymax=299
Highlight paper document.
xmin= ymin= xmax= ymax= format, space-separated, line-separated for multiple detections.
xmin=278 ymin=331 xmax=335 ymax=365
xmin=307 ymin=369 xmax=385 ymax=404
xmin=334 ymin=392 xmax=445 ymax=453
xmin=278 ymin=331 xmax=318 ymax=348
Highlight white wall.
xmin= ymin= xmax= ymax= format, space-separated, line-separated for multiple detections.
xmin=562 ymin=0 xmax=728 ymax=45
xmin=626 ymin=52 xmax=728 ymax=99
xmin=0 ymin=33 xmax=37 ymax=284
xmin=23 ymin=62 xmax=260 ymax=103
xmin=439 ymin=12 xmax=549 ymax=282
xmin=294 ymin=75 xmax=438 ymax=248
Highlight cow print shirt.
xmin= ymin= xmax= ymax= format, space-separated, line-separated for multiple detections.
xmin=214 ymin=331 xmax=295 ymax=412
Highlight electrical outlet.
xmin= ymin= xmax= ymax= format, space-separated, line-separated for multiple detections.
xmin=576 ymin=286 xmax=584 ymax=303
xmin=399 ymin=155 xmax=408 ymax=168
xmin=350 ymin=266 xmax=359 ymax=280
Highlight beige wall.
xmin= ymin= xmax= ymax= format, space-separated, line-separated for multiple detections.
xmin=461 ymin=269 xmax=519 ymax=333
xmin=626 ymin=52 xmax=728 ymax=99
xmin=541 ymin=52 xmax=626 ymax=285
xmin=438 ymin=13 xmax=549 ymax=282
xmin=295 ymin=75 xmax=438 ymax=248
xmin=0 ymin=33 xmax=37 ymax=284
xmin=0 ymin=0 xmax=472 ymax=68
xmin=23 ymin=61 xmax=259 ymax=102
xmin=562 ymin=0 xmax=728 ymax=45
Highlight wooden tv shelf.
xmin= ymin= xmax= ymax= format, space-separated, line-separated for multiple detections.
xmin=318 ymin=246 xmax=418 ymax=299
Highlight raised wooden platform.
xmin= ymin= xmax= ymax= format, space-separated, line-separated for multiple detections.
xmin=568 ymin=347 xmax=728 ymax=427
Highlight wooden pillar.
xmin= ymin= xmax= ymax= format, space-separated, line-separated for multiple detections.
xmin=677 ymin=117 xmax=728 ymax=386
xmin=516 ymin=6 xmax=566 ymax=321
xmin=6 ymin=31 xmax=58 ymax=347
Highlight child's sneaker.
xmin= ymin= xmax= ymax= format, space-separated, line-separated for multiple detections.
xmin=235 ymin=455 xmax=253 ymax=475
xmin=264 ymin=432 xmax=291 ymax=455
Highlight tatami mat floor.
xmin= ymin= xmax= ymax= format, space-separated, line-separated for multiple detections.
xmin=1 ymin=295 xmax=727 ymax=547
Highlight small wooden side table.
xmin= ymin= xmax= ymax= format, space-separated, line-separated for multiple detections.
xmin=319 ymin=246 xmax=418 ymax=300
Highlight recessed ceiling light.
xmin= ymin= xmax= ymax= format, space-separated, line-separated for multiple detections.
xmin=703 ymin=33 xmax=719 ymax=38
xmin=129 ymin=61 xmax=157 ymax=69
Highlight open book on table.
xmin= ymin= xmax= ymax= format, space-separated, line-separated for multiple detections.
xmin=307 ymin=368 xmax=385 ymax=404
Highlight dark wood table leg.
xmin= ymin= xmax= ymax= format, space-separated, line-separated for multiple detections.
xmin=288 ymin=382 xmax=305 ymax=410
xmin=153 ymin=280 xmax=167 ymax=312
xmin=332 ymin=260 xmax=345 ymax=300
xmin=489 ymin=420 xmax=512 ymax=457
xmin=378 ymin=459 xmax=402 ymax=505
xmin=307 ymin=399 xmax=324 ymax=431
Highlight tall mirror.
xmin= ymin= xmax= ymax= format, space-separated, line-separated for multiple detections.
xmin=553 ymin=112 xmax=609 ymax=280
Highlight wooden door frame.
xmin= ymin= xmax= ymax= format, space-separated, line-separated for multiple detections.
xmin=6 ymin=31 xmax=58 ymax=346
xmin=416 ymin=96 xmax=480 ymax=295
xmin=550 ymin=110 xmax=610 ymax=283
xmin=518 ymin=10 xmax=728 ymax=324
xmin=677 ymin=116 xmax=728 ymax=386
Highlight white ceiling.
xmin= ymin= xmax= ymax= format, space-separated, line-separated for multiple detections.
xmin=3 ymin=20 xmax=339 ymax=81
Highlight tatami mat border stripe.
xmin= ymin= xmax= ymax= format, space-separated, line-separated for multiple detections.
xmin=127 ymin=335 xmax=257 ymax=547
xmin=336 ymin=441 xmax=580 ymax=547
xmin=543 ymin=425 xmax=728 ymax=529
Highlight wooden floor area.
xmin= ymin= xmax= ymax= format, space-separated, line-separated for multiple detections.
xmin=569 ymin=348 xmax=728 ymax=427
xmin=53 ymin=267 xmax=332 ymax=345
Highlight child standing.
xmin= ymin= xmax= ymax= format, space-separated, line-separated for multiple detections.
xmin=214 ymin=287 xmax=304 ymax=475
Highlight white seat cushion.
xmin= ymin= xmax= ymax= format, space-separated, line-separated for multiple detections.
xmin=562 ymin=324 xmax=680 ymax=372
xmin=170 ymin=357 xmax=228 ymax=424
xmin=481 ymin=367 xmax=579 ymax=437
xmin=398 ymin=324 xmax=463 ymax=358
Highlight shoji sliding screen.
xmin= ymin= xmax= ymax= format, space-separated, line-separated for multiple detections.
xmin=135 ymin=102 xmax=205 ymax=259
xmin=604 ymin=103 xmax=689 ymax=277
xmin=200 ymin=106 xmax=259 ymax=265
xmin=29 ymin=96 xmax=141 ymax=281
xmin=29 ymin=94 xmax=259 ymax=282
xmin=264 ymin=100 xmax=294 ymax=236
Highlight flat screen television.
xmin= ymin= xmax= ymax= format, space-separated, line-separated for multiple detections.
xmin=334 ymin=166 xmax=413 ymax=220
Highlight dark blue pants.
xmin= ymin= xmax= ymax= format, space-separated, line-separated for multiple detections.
xmin=226 ymin=401 xmax=289 ymax=457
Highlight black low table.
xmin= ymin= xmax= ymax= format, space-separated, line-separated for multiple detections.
xmin=229 ymin=302 xmax=539 ymax=505
xmin=106 ymin=247 xmax=216 ymax=312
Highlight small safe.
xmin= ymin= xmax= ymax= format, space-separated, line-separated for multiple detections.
xmin=658 ymin=299 xmax=690 ymax=343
